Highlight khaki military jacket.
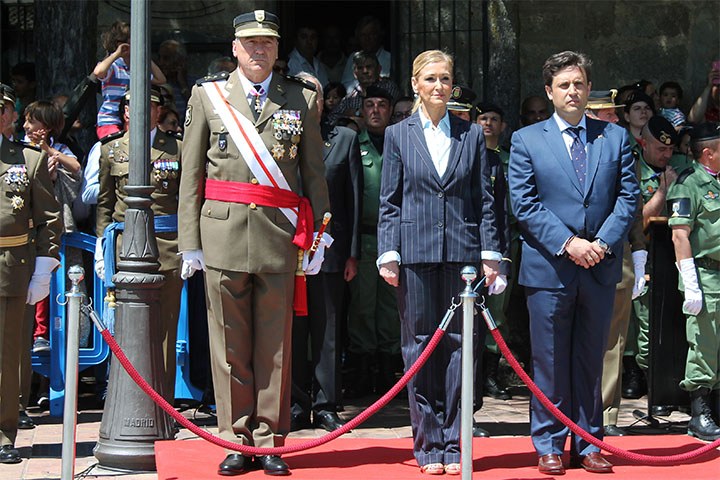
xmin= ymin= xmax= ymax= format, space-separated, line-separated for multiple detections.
xmin=0 ymin=138 xmax=61 ymax=296
xmin=96 ymin=129 xmax=182 ymax=271
xmin=178 ymin=70 xmax=329 ymax=274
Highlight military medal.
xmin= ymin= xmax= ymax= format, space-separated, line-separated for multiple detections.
xmin=272 ymin=110 xmax=303 ymax=145
xmin=289 ymin=144 xmax=298 ymax=160
xmin=5 ymin=165 xmax=29 ymax=193
xmin=11 ymin=195 xmax=24 ymax=211
xmin=272 ymin=144 xmax=285 ymax=159
xmin=704 ymin=191 xmax=718 ymax=200
xmin=152 ymin=159 xmax=179 ymax=187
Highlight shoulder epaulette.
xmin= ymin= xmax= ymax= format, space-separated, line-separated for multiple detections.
xmin=675 ymin=167 xmax=694 ymax=185
xmin=196 ymin=71 xmax=230 ymax=85
xmin=284 ymin=75 xmax=316 ymax=91
xmin=19 ymin=141 xmax=41 ymax=152
xmin=100 ymin=130 xmax=125 ymax=144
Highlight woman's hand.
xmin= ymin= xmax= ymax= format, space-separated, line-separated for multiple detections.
xmin=481 ymin=260 xmax=500 ymax=287
xmin=379 ymin=261 xmax=400 ymax=287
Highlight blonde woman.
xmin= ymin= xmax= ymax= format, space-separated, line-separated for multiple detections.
xmin=377 ymin=50 xmax=506 ymax=475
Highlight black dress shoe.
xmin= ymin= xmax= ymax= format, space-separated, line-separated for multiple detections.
xmin=0 ymin=445 xmax=21 ymax=464
xmin=218 ymin=454 xmax=248 ymax=476
xmin=18 ymin=411 xmax=35 ymax=430
xmin=290 ymin=412 xmax=311 ymax=431
xmin=256 ymin=455 xmax=290 ymax=476
xmin=473 ymin=422 xmax=490 ymax=437
xmin=313 ymin=410 xmax=346 ymax=432
xmin=603 ymin=424 xmax=626 ymax=436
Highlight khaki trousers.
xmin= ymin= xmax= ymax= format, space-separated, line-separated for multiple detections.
xmin=204 ymin=267 xmax=294 ymax=450
xmin=0 ymin=296 xmax=25 ymax=446
xmin=602 ymin=283 xmax=633 ymax=426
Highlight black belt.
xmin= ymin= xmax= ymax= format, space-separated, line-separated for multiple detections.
xmin=696 ymin=257 xmax=720 ymax=270
xmin=360 ymin=225 xmax=377 ymax=235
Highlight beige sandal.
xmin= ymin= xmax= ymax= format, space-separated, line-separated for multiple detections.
xmin=420 ymin=462 xmax=445 ymax=475
xmin=444 ymin=463 xmax=461 ymax=475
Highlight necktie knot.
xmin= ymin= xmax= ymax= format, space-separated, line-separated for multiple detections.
xmin=567 ymin=126 xmax=583 ymax=140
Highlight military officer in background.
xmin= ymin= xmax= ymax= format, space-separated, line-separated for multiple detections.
xmin=585 ymin=89 xmax=649 ymax=436
xmin=345 ymin=86 xmax=400 ymax=398
xmin=94 ymin=86 xmax=183 ymax=403
xmin=0 ymin=83 xmax=62 ymax=464
xmin=668 ymin=122 xmax=720 ymax=441
xmin=627 ymin=116 xmax=692 ymax=413
xmin=177 ymin=10 xmax=330 ymax=476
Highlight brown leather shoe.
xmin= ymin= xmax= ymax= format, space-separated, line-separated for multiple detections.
xmin=538 ymin=454 xmax=565 ymax=475
xmin=570 ymin=452 xmax=613 ymax=473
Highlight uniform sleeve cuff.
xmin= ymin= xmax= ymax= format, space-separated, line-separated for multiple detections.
xmin=481 ymin=251 xmax=502 ymax=261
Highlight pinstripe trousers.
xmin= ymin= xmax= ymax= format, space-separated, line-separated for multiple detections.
xmin=399 ymin=262 xmax=484 ymax=466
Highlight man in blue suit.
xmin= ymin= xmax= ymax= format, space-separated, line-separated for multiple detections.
xmin=509 ymin=51 xmax=639 ymax=475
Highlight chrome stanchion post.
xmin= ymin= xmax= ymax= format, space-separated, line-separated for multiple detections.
xmin=459 ymin=266 xmax=478 ymax=480
xmin=61 ymin=265 xmax=84 ymax=480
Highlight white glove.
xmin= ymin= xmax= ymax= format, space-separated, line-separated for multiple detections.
xmin=677 ymin=258 xmax=702 ymax=316
xmin=488 ymin=274 xmax=508 ymax=295
xmin=302 ymin=232 xmax=334 ymax=276
xmin=181 ymin=250 xmax=207 ymax=280
xmin=94 ymin=237 xmax=105 ymax=280
xmin=631 ymin=249 xmax=648 ymax=299
xmin=26 ymin=256 xmax=60 ymax=305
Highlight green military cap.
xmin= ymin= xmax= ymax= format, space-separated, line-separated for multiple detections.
xmin=123 ymin=85 xmax=164 ymax=106
xmin=447 ymin=85 xmax=476 ymax=112
xmin=587 ymin=89 xmax=624 ymax=110
xmin=690 ymin=122 xmax=720 ymax=142
xmin=646 ymin=115 xmax=678 ymax=145
xmin=234 ymin=10 xmax=280 ymax=38
xmin=0 ymin=83 xmax=15 ymax=108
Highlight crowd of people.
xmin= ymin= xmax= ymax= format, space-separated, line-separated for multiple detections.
xmin=1 ymin=8 xmax=719 ymax=476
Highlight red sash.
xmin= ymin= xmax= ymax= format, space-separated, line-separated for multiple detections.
xmin=204 ymin=178 xmax=314 ymax=250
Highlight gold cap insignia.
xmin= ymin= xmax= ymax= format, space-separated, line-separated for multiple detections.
xmin=254 ymin=10 xmax=265 ymax=22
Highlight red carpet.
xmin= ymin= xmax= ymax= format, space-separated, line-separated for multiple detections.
xmin=156 ymin=435 xmax=720 ymax=479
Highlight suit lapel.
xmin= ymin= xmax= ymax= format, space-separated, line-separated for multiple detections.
xmin=584 ymin=118 xmax=605 ymax=197
xmin=543 ymin=119 xmax=583 ymax=196
xmin=440 ymin=115 xmax=466 ymax=186
xmin=257 ymin=74 xmax=287 ymax=127
xmin=408 ymin=113 xmax=443 ymax=186
xmin=223 ymin=70 xmax=256 ymax=124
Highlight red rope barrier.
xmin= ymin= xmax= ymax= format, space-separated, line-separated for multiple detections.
xmin=489 ymin=327 xmax=720 ymax=464
xmin=100 ymin=327 xmax=445 ymax=455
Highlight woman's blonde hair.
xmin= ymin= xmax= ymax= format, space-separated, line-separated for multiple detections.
xmin=411 ymin=50 xmax=454 ymax=113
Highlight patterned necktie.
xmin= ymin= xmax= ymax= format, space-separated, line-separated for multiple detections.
xmin=567 ymin=126 xmax=586 ymax=184
xmin=252 ymin=84 xmax=264 ymax=115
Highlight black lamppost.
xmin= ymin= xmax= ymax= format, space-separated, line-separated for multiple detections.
xmin=93 ymin=0 xmax=173 ymax=471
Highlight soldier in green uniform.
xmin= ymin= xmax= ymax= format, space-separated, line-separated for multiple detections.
xmin=0 ymin=83 xmax=62 ymax=464
xmin=346 ymin=86 xmax=400 ymax=397
xmin=626 ymin=116 xmax=692 ymax=408
xmin=667 ymin=122 xmax=720 ymax=441
xmin=94 ymin=86 xmax=183 ymax=403
xmin=474 ymin=101 xmax=515 ymax=401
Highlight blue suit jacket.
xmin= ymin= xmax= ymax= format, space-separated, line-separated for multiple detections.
xmin=508 ymin=116 xmax=639 ymax=288
xmin=378 ymin=111 xmax=501 ymax=264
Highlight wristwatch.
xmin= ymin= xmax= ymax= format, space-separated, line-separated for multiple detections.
xmin=594 ymin=238 xmax=611 ymax=254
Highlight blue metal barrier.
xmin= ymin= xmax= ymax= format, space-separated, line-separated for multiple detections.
xmin=31 ymin=232 xmax=204 ymax=417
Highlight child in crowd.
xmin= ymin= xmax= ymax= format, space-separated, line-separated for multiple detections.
xmin=659 ymin=81 xmax=686 ymax=129
xmin=23 ymin=100 xmax=83 ymax=353
xmin=93 ymin=21 xmax=165 ymax=138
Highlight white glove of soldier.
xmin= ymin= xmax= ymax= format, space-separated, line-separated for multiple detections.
xmin=677 ymin=258 xmax=703 ymax=316
xmin=302 ymin=232 xmax=334 ymax=276
xmin=26 ymin=256 xmax=60 ymax=305
xmin=488 ymin=274 xmax=508 ymax=295
xmin=94 ymin=236 xmax=105 ymax=280
xmin=631 ymin=249 xmax=648 ymax=299
xmin=180 ymin=250 xmax=207 ymax=280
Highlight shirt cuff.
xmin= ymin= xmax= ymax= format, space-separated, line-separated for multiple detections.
xmin=376 ymin=250 xmax=401 ymax=271
xmin=557 ymin=235 xmax=575 ymax=256
xmin=481 ymin=251 xmax=502 ymax=261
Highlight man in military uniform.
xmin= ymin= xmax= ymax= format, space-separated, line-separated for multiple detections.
xmin=585 ymin=89 xmax=649 ymax=435
xmin=345 ymin=86 xmax=399 ymax=398
xmin=94 ymin=86 xmax=183 ymax=403
xmin=668 ymin=122 xmax=720 ymax=441
xmin=0 ymin=83 xmax=61 ymax=463
xmin=177 ymin=11 xmax=330 ymax=476
xmin=628 ymin=116 xmax=692 ymax=410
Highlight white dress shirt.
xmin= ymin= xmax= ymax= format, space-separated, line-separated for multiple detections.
xmin=236 ymin=72 xmax=273 ymax=110
xmin=287 ymin=48 xmax=329 ymax=89
xmin=341 ymin=46 xmax=392 ymax=91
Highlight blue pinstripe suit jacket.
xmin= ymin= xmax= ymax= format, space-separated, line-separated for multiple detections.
xmin=377 ymin=111 xmax=501 ymax=264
